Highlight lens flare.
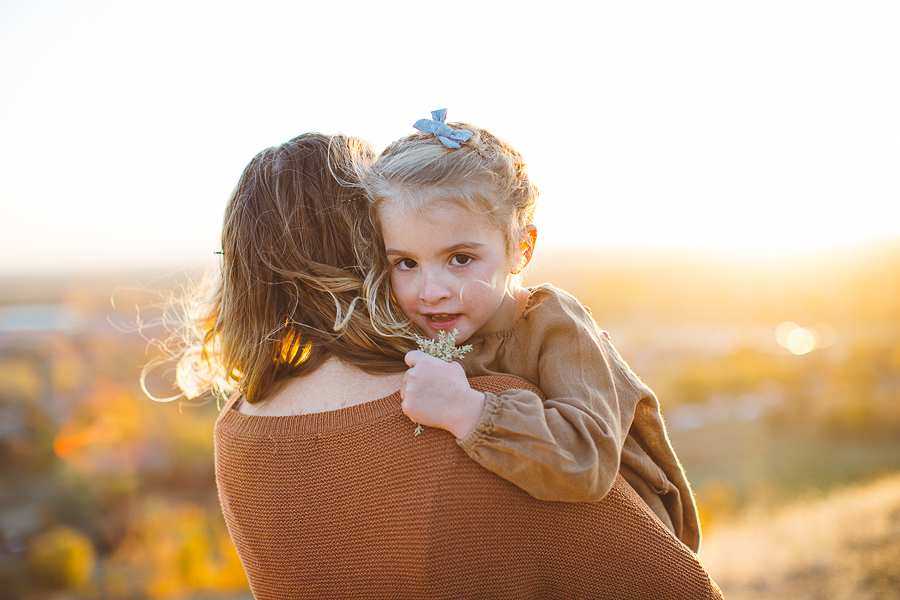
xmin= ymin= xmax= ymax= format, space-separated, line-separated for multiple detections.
xmin=775 ymin=321 xmax=820 ymax=355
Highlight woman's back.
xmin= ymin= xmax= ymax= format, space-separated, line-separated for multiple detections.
xmin=216 ymin=376 xmax=722 ymax=600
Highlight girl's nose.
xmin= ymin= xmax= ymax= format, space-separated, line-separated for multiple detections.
xmin=419 ymin=270 xmax=451 ymax=304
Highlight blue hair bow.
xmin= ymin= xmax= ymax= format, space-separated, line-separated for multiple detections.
xmin=413 ymin=109 xmax=473 ymax=149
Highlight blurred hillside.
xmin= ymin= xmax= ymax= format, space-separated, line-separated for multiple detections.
xmin=526 ymin=239 xmax=900 ymax=326
xmin=700 ymin=472 xmax=900 ymax=600
xmin=0 ymin=240 xmax=898 ymax=598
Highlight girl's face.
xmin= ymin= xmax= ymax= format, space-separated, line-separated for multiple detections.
xmin=379 ymin=200 xmax=523 ymax=343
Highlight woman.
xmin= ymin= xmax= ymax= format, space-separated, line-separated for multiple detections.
xmin=179 ymin=133 xmax=722 ymax=599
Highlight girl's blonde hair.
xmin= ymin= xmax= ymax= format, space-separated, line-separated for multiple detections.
xmin=157 ymin=133 xmax=415 ymax=405
xmin=359 ymin=122 xmax=538 ymax=336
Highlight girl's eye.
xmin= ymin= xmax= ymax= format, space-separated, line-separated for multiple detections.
xmin=395 ymin=258 xmax=417 ymax=271
xmin=450 ymin=254 xmax=473 ymax=266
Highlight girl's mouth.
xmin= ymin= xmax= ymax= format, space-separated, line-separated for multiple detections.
xmin=423 ymin=313 xmax=461 ymax=331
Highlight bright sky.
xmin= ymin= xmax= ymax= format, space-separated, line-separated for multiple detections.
xmin=1 ymin=1 xmax=898 ymax=275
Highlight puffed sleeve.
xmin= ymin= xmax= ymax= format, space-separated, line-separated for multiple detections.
xmin=457 ymin=291 xmax=654 ymax=502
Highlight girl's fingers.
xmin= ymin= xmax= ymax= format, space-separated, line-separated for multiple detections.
xmin=404 ymin=350 xmax=427 ymax=368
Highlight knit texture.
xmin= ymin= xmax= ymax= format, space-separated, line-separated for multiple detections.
xmin=215 ymin=375 xmax=721 ymax=599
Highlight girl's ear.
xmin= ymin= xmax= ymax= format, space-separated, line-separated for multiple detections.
xmin=511 ymin=224 xmax=537 ymax=274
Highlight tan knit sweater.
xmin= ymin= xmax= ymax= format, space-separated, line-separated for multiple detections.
xmin=458 ymin=284 xmax=701 ymax=551
xmin=215 ymin=375 xmax=722 ymax=599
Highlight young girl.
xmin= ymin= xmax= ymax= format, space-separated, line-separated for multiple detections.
xmin=362 ymin=111 xmax=701 ymax=552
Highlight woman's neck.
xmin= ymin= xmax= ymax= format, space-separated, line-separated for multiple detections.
xmin=237 ymin=361 xmax=404 ymax=416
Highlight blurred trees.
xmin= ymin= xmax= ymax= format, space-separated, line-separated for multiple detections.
xmin=1 ymin=241 xmax=899 ymax=597
xmin=26 ymin=526 xmax=96 ymax=591
xmin=0 ymin=273 xmax=249 ymax=599
xmin=525 ymin=241 xmax=900 ymax=437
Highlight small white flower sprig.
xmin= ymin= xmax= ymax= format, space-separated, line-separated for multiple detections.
xmin=410 ymin=329 xmax=472 ymax=436
xmin=415 ymin=329 xmax=473 ymax=363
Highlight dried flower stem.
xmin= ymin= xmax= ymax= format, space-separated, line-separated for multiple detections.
xmin=409 ymin=329 xmax=472 ymax=435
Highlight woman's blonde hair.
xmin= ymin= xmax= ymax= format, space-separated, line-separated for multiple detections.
xmin=155 ymin=133 xmax=415 ymax=405
xmin=359 ymin=122 xmax=538 ymax=337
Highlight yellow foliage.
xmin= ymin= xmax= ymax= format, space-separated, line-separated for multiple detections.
xmin=110 ymin=499 xmax=249 ymax=598
xmin=53 ymin=380 xmax=148 ymax=471
xmin=0 ymin=359 xmax=42 ymax=403
xmin=49 ymin=336 xmax=86 ymax=394
xmin=696 ymin=478 xmax=739 ymax=531
xmin=26 ymin=525 xmax=96 ymax=590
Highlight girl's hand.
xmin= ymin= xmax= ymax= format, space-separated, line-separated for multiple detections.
xmin=401 ymin=350 xmax=486 ymax=440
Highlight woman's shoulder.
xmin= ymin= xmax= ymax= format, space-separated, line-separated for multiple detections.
xmin=249 ymin=365 xmax=405 ymax=417
xmin=468 ymin=374 xmax=545 ymax=400
xmin=215 ymin=367 xmax=405 ymax=440
xmin=214 ymin=373 xmax=542 ymax=440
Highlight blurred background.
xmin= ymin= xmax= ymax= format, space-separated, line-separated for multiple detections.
xmin=1 ymin=1 xmax=898 ymax=598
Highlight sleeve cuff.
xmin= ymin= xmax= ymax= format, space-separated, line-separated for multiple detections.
xmin=457 ymin=391 xmax=503 ymax=450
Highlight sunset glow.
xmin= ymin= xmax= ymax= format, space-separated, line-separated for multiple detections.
xmin=1 ymin=1 xmax=898 ymax=274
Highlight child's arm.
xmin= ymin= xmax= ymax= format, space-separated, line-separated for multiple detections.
xmin=456 ymin=291 xmax=663 ymax=504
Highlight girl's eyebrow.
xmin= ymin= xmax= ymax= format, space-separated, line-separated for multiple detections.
xmin=385 ymin=242 xmax=486 ymax=257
